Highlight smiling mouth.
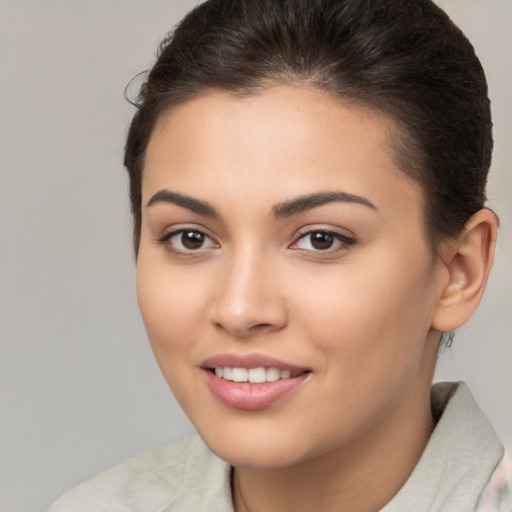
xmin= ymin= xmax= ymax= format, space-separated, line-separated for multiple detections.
xmin=213 ymin=366 xmax=304 ymax=383
xmin=201 ymin=354 xmax=311 ymax=409
xmin=204 ymin=365 xmax=311 ymax=410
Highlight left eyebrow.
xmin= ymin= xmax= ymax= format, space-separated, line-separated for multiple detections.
xmin=272 ymin=191 xmax=377 ymax=219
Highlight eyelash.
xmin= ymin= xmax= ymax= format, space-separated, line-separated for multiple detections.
xmin=156 ymin=228 xmax=217 ymax=256
xmin=155 ymin=228 xmax=356 ymax=256
xmin=290 ymin=230 xmax=356 ymax=254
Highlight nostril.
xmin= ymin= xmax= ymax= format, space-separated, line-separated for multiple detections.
xmin=249 ymin=323 xmax=274 ymax=331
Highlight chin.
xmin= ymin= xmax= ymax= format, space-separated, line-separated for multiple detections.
xmin=193 ymin=417 xmax=324 ymax=470
xmin=206 ymin=439 xmax=305 ymax=470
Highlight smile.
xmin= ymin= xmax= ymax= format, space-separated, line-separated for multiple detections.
xmin=201 ymin=355 xmax=310 ymax=410
xmin=214 ymin=367 xmax=295 ymax=383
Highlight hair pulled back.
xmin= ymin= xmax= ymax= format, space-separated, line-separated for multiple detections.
xmin=125 ymin=0 xmax=492 ymax=256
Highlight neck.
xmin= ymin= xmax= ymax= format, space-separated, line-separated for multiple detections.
xmin=232 ymin=383 xmax=435 ymax=512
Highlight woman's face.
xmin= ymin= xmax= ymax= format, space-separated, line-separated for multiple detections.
xmin=137 ymin=86 xmax=446 ymax=468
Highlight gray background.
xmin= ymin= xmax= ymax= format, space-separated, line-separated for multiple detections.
xmin=0 ymin=1 xmax=510 ymax=511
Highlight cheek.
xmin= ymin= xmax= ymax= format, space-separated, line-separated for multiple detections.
xmin=290 ymin=250 xmax=437 ymax=378
xmin=136 ymin=256 xmax=207 ymax=361
xmin=136 ymin=258 xmax=212 ymax=414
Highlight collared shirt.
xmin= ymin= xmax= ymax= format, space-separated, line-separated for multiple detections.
xmin=49 ymin=382 xmax=511 ymax=511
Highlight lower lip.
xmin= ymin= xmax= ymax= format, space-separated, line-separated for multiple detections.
xmin=204 ymin=370 xmax=309 ymax=411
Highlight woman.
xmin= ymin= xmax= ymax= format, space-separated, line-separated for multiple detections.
xmin=50 ymin=0 xmax=510 ymax=510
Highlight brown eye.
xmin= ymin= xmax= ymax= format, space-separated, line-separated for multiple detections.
xmin=159 ymin=229 xmax=217 ymax=253
xmin=310 ymin=232 xmax=334 ymax=250
xmin=292 ymin=230 xmax=355 ymax=252
xmin=180 ymin=231 xmax=206 ymax=250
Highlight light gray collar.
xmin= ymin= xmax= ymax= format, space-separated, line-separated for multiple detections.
xmin=381 ymin=382 xmax=504 ymax=512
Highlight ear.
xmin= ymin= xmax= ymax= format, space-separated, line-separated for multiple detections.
xmin=432 ymin=209 xmax=498 ymax=332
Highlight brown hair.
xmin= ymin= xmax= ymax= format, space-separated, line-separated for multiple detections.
xmin=124 ymin=0 xmax=492 ymax=258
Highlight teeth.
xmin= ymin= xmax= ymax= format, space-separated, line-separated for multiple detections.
xmin=266 ymin=367 xmax=280 ymax=381
xmin=214 ymin=366 xmax=297 ymax=383
xmin=232 ymin=367 xmax=248 ymax=382
xmin=248 ymin=367 xmax=266 ymax=383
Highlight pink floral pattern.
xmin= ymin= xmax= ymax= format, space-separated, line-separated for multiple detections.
xmin=477 ymin=446 xmax=512 ymax=511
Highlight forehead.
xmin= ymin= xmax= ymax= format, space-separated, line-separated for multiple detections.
xmin=143 ymin=86 xmax=422 ymax=220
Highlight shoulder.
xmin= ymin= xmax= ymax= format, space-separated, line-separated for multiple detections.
xmin=48 ymin=432 xmax=233 ymax=512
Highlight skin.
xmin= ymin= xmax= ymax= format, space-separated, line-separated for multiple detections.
xmin=136 ymin=86 xmax=496 ymax=512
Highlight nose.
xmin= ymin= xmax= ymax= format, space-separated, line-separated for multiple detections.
xmin=208 ymin=250 xmax=288 ymax=338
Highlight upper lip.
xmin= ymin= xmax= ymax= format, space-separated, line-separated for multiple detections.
xmin=201 ymin=353 xmax=309 ymax=373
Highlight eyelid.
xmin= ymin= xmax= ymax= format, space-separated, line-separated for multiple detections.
xmin=289 ymin=227 xmax=356 ymax=253
xmin=156 ymin=225 xmax=219 ymax=255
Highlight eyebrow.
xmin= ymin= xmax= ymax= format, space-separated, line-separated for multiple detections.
xmin=272 ymin=191 xmax=377 ymax=218
xmin=146 ymin=189 xmax=376 ymax=219
xmin=146 ymin=190 xmax=219 ymax=217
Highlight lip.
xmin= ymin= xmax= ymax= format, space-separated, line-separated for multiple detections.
xmin=201 ymin=353 xmax=310 ymax=411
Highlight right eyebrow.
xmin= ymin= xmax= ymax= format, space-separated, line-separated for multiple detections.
xmin=145 ymin=190 xmax=220 ymax=218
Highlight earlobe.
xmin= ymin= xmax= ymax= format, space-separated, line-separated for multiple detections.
xmin=432 ymin=209 xmax=498 ymax=332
